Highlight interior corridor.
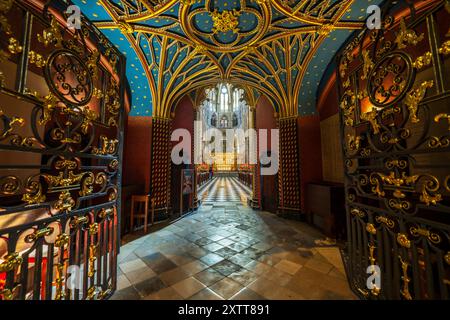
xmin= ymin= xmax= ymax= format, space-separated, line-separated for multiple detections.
xmin=112 ymin=177 xmax=356 ymax=300
xmin=3 ymin=0 xmax=449 ymax=303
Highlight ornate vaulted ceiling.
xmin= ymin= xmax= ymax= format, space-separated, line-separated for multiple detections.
xmin=72 ymin=0 xmax=383 ymax=117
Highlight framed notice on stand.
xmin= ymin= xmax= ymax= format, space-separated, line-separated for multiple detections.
xmin=180 ymin=169 xmax=194 ymax=216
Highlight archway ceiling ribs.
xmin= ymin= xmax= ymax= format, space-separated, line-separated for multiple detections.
xmin=72 ymin=0 xmax=382 ymax=117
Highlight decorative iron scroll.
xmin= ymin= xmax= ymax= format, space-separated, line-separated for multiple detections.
xmin=338 ymin=1 xmax=450 ymax=300
xmin=0 ymin=0 xmax=125 ymax=300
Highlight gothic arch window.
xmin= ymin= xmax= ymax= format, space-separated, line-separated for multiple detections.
xmin=220 ymin=85 xmax=229 ymax=112
xmin=220 ymin=115 xmax=228 ymax=128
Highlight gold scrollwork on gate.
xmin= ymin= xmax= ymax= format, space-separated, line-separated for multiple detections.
xmin=106 ymin=78 xmax=120 ymax=127
xmin=54 ymin=262 xmax=65 ymax=300
xmin=361 ymin=50 xmax=374 ymax=80
xmin=351 ymin=208 xmax=366 ymax=218
xmin=395 ymin=18 xmax=424 ymax=49
xmin=346 ymin=134 xmax=362 ymax=154
xmin=38 ymin=93 xmax=58 ymax=126
xmin=97 ymin=284 xmax=113 ymax=300
xmin=99 ymin=207 xmax=114 ymax=219
xmin=54 ymin=191 xmax=74 ymax=211
xmin=92 ymin=136 xmax=119 ymax=155
xmin=25 ymin=226 xmax=54 ymax=243
xmin=86 ymin=50 xmax=100 ymax=81
xmin=108 ymin=187 xmax=118 ymax=201
xmin=38 ymin=16 xmax=63 ymax=48
xmin=340 ymin=90 xmax=356 ymax=127
xmin=427 ymin=136 xmax=450 ymax=149
xmin=409 ymin=226 xmax=441 ymax=244
xmin=55 ymin=159 xmax=78 ymax=170
xmin=22 ymin=177 xmax=45 ymax=205
xmin=0 ymin=109 xmax=25 ymax=141
xmin=0 ymin=285 xmax=20 ymax=300
xmin=70 ymin=216 xmax=88 ymax=229
xmin=55 ymin=233 xmax=69 ymax=248
xmin=368 ymin=244 xmax=381 ymax=296
xmin=445 ymin=252 xmax=450 ymax=265
xmin=412 ymin=52 xmax=432 ymax=70
xmin=109 ymin=159 xmax=119 ymax=171
xmin=0 ymin=0 xmax=13 ymax=35
xmin=375 ymin=216 xmax=395 ymax=228
xmin=22 ymin=157 xmax=107 ymax=210
xmin=366 ymin=223 xmax=377 ymax=235
xmin=420 ymin=176 xmax=442 ymax=206
xmin=28 ymin=51 xmax=46 ymax=68
xmin=88 ymin=244 xmax=98 ymax=278
xmin=397 ymin=233 xmax=411 ymax=248
xmin=0 ymin=252 xmax=22 ymax=272
xmin=404 ymin=81 xmax=434 ymax=124
xmin=87 ymin=242 xmax=99 ymax=300
xmin=361 ymin=110 xmax=380 ymax=134
xmin=370 ymin=175 xmax=385 ymax=198
xmin=7 ymin=37 xmax=22 ymax=54
xmin=80 ymin=172 xmax=107 ymax=197
xmin=371 ymin=171 xmax=419 ymax=200
xmin=440 ymin=40 xmax=450 ymax=56
xmin=385 ymin=159 xmax=408 ymax=170
xmin=89 ymin=222 xmax=99 ymax=235
xmin=399 ymin=255 xmax=412 ymax=300
xmin=434 ymin=113 xmax=450 ymax=131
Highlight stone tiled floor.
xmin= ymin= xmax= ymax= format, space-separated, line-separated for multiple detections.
xmin=112 ymin=177 xmax=357 ymax=300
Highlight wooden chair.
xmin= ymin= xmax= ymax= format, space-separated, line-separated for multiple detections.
xmin=130 ymin=195 xmax=155 ymax=233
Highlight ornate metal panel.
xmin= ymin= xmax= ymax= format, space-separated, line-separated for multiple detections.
xmin=337 ymin=1 xmax=450 ymax=300
xmin=0 ymin=0 xmax=125 ymax=300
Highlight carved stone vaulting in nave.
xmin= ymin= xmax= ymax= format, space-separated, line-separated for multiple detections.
xmin=71 ymin=0 xmax=383 ymax=117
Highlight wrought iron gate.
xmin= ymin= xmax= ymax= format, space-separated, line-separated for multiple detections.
xmin=0 ymin=0 xmax=125 ymax=300
xmin=338 ymin=0 xmax=450 ymax=300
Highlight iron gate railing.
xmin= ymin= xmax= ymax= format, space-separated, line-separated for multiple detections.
xmin=0 ymin=0 xmax=126 ymax=300
xmin=338 ymin=0 xmax=450 ymax=300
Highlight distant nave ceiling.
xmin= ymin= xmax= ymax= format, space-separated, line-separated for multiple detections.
xmin=72 ymin=0 xmax=383 ymax=117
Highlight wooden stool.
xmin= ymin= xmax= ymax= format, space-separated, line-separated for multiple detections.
xmin=130 ymin=195 xmax=155 ymax=233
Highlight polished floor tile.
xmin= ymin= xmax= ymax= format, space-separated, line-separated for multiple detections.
xmin=171 ymin=277 xmax=206 ymax=299
xmin=111 ymin=176 xmax=357 ymax=300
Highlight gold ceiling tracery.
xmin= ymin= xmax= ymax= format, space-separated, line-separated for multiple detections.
xmin=92 ymin=0 xmax=367 ymax=118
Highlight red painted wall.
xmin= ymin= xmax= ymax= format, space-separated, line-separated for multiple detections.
xmin=255 ymin=96 xmax=278 ymax=212
xmin=123 ymin=116 xmax=152 ymax=192
xmin=256 ymin=96 xmax=277 ymax=149
xmin=297 ymin=115 xmax=323 ymax=212
xmin=171 ymin=96 xmax=195 ymax=213
xmin=172 ymin=96 xmax=194 ymax=148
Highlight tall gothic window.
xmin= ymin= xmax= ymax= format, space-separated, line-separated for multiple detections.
xmin=220 ymin=85 xmax=228 ymax=112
